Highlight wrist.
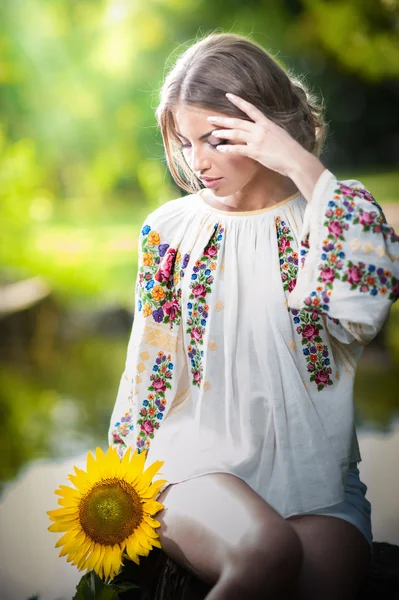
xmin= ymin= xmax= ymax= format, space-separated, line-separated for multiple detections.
xmin=286 ymin=148 xmax=326 ymax=204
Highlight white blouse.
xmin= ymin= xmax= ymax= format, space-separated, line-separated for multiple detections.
xmin=108 ymin=169 xmax=399 ymax=518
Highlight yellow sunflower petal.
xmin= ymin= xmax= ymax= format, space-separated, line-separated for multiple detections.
xmin=67 ymin=472 xmax=91 ymax=495
xmin=140 ymin=479 xmax=168 ymax=501
xmin=135 ymin=461 xmax=164 ymax=493
xmin=138 ymin=520 xmax=159 ymax=539
xmin=132 ymin=534 xmax=151 ymax=556
xmin=121 ymin=446 xmax=132 ymax=466
xmin=95 ymin=446 xmax=106 ymax=465
xmin=133 ymin=526 xmax=152 ymax=550
xmin=117 ymin=447 xmax=133 ymax=480
xmin=93 ymin=544 xmax=106 ymax=580
xmin=125 ymin=539 xmax=140 ymax=565
xmin=58 ymin=531 xmax=88 ymax=558
xmin=102 ymin=546 xmax=113 ymax=580
xmin=143 ymin=514 xmax=161 ymax=528
xmin=142 ymin=500 xmax=164 ymax=516
xmin=48 ymin=522 xmax=78 ymax=533
xmin=48 ymin=513 xmax=80 ymax=524
xmin=55 ymin=484 xmax=81 ymax=498
xmin=54 ymin=529 xmax=81 ymax=549
xmin=131 ymin=529 xmax=153 ymax=551
xmin=85 ymin=542 xmax=102 ymax=572
xmin=57 ymin=496 xmax=80 ymax=508
xmin=106 ymin=446 xmax=122 ymax=476
xmin=59 ymin=544 xmax=75 ymax=558
xmin=76 ymin=551 xmax=90 ymax=571
xmin=48 ymin=507 xmax=78 ymax=518
xmin=86 ymin=450 xmax=100 ymax=482
xmin=150 ymin=536 xmax=162 ymax=549
xmin=125 ymin=449 xmax=146 ymax=484
xmin=111 ymin=544 xmax=123 ymax=578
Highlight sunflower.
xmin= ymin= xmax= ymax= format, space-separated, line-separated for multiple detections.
xmin=47 ymin=446 xmax=167 ymax=581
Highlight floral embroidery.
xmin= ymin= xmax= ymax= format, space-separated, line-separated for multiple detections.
xmin=302 ymin=183 xmax=399 ymax=309
xmin=353 ymin=208 xmax=384 ymax=233
xmin=382 ymin=222 xmax=399 ymax=245
xmin=110 ymin=351 xmax=174 ymax=457
xmin=276 ymin=217 xmax=298 ymax=292
xmin=135 ymin=351 xmax=174 ymax=454
xmin=291 ymin=309 xmax=333 ymax=391
xmin=275 ymin=216 xmax=333 ymax=391
xmin=342 ymin=262 xmax=397 ymax=297
xmin=137 ymin=224 xmax=190 ymax=328
xmin=111 ymin=409 xmax=134 ymax=456
xmin=300 ymin=232 xmax=310 ymax=267
xmin=186 ymin=223 xmax=224 ymax=387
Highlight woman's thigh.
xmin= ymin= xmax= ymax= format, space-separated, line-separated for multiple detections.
xmin=287 ymin=514 xmax=371 ymax=600
xmin=156 ymin=472 xmax=302 ymax=587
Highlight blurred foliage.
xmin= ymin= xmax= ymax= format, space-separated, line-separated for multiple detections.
xmin=0 ymin=330 xmax=128 ymax=486
xmin=0 ymin=0 xmax=398 ymax=304
xmin=292 ymin=0 xmax=399 ymax=81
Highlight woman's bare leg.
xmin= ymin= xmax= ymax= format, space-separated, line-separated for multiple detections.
xmin=156 ymin=473 xmax=303 ymax=600
xmin=286 ymin=514 xmax=371 ymax=600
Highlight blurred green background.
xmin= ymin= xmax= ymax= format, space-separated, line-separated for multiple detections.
xmin=1 ymin=0 xmax=399 ymax=489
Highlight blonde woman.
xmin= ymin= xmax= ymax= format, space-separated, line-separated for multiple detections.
xmin=109 ymin=33 xmax=399 ymax=599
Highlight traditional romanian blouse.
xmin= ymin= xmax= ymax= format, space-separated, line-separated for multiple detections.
xmin=108 ymin=169 xmax=399 ymax=518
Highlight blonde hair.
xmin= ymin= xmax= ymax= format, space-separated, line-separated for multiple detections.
xmin=155 ymin=32 xmax=327 ymax=194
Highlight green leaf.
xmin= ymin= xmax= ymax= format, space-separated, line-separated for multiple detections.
xmin=73 ymin=571 xmax=125 ymax=600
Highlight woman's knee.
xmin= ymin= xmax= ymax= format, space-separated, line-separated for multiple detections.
xmin=226 ymin=517 xmax=304 ymax=593
xmin=156 ymin=474 xmax=303 ymax=592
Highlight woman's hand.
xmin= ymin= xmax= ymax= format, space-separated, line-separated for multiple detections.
xmin=207 ymin=93 xmax=304 ymax=176
xmin=207 ymin=93 xmax=326 ymax=202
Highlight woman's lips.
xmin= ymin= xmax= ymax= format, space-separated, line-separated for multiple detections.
xmin=202 ymin=177 xmax=223 ymax=189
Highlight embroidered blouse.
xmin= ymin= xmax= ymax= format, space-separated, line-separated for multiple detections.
xmin=108 ymin=168 xmax=399 ymax=518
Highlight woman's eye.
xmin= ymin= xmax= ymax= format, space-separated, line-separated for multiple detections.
xmin=209 ymin=139 xmax=228 ymax=148
xmin=180 ymin=139 xmax=228 ymax=150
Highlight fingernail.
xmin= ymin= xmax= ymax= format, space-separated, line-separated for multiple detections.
xmin=207 ymin=116 xmax=218 ymax=121
xmin=226 ymin=93 xmax=235 ymax=98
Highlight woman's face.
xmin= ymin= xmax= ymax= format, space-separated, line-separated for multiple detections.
xmin=173 ymin=102 xmax=263 ymax=196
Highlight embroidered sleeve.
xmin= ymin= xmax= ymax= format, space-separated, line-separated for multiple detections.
xmin=288 ymin=169 xmax=399 ymax=345
xmin=108 ymin=218 xmax=190 ymax=458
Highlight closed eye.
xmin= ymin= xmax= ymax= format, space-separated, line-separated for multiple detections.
xmin=180 ymin=139 xmax=229 ymax=150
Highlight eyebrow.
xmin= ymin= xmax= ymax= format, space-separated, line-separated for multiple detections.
xmin=175 ymin=129 xmax=217 ymax=141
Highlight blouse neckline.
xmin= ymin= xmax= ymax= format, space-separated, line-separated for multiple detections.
xmin=195 ymin=189 xmax=302 ymax=216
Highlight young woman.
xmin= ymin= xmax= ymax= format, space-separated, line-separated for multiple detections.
xmin=109 ymin=33 xmax=399 ymax=599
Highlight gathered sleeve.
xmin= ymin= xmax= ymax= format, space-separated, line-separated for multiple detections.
xmin=108 ymin=215 xmax=191 ymax=458
xmin=288 ymin=169 xmax=399 ymax=345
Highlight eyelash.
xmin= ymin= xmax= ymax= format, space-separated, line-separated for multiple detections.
xmin=180 ymin=139 xmax=228 ymax=150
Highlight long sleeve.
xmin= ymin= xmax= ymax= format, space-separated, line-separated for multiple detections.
xmin=108 ymin=215 xmax=191 ymax=458
xmin=288 ymin=169 xmax=399 ymax=345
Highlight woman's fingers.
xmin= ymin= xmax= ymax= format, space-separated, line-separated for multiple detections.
xmin=225 ymin=93 xmax=268 ymax=123
xmin=214 ymin=143 xmax=249 ymax=154
xmin=212 ymin=129 xmax=248 ymax=143
xmin=207 ymin=115 xmax=253 ymax=131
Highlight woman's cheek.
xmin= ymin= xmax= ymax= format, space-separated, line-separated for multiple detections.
xmin=225 ymin=153 xmax=254 ymax=169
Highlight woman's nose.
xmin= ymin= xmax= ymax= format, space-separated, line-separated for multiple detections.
xmin=190 ymin=146 xmax=211 ymax=172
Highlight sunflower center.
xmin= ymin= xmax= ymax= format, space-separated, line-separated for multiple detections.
xmin=79 ymin=478 xmax=143 ymax=545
